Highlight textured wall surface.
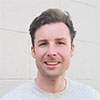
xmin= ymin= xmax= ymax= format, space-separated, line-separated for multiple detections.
xmin=0 ymin=0 xmax=100 ymax=97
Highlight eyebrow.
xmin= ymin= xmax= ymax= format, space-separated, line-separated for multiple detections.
xmin=55 ymin=38 xmax=66 ymax=41
xmin=37 ymin=40 xmax=47 ymax=44
xmin=37 ymin=38 xmax=66 ymax=43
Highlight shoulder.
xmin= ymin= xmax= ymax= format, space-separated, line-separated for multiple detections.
xmin=70 ymin=80 xmax=97 ymax=91
xmin=0 ymin=80 xmax=35 ymax=100
xmin=69 ymin=80 xmax=100 ymax=99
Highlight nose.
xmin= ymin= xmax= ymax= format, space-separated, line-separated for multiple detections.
xmin=46 ymin=45 xmax=57 ymax=57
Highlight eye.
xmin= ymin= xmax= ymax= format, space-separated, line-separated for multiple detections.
xmin=57 ymin=41 xmax=65 ymax=45
xmin=39 ymin=42 xmax=47 ymax=46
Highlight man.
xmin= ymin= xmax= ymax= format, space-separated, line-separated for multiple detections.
xmin=0 ymin=8 xmax=100 ymax=100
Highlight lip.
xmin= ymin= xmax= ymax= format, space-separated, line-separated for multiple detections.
xmin=44 ymin=61 xmax=60 ymax=68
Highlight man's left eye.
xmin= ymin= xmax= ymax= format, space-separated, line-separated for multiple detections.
xmin=57 ymin=42 xmax=65 ymax=45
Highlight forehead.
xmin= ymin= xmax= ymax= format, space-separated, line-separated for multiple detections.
xmin=35 ymin=22 xmax=70 ymax=41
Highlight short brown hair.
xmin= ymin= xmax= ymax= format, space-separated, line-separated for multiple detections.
xmin=29 ymin=8 xmax=76 ymax=46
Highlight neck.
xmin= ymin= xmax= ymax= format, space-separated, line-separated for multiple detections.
xmin=35 ymin=72 xmax=66 ymax=93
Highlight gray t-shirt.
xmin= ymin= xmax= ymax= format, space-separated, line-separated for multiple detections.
xmin=0 ymin=79 xmax=100 ymax=100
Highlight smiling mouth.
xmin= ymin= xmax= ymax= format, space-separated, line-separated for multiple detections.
xmin=44 ymin=61 xmax=60 ymax=65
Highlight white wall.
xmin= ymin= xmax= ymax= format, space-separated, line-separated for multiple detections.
xmin=0 ymin=0 xmax=100 ymax=97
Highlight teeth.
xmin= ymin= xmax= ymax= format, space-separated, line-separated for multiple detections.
xmin=45 ymin=62 xmax=59 ymax=65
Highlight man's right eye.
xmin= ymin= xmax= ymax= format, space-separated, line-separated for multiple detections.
xmin=39 ymin=43 xmax=47 ymax=46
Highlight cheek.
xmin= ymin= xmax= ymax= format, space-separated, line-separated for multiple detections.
xmin=58 ymin=47 xmax=70 ymax=54
xmin=57 ymin=47 xmax=71 ymax=59
xmin=35 ymin=48 xmax=46 ymax=59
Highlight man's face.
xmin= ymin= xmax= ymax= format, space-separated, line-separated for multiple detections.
xmin=31 ymin=22 xmax=74 ymax=78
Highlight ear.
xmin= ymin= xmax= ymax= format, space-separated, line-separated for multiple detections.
xmin=31 ymin=46 xmax=36 ymax=58
xmin=71 ymin=44 xmax=75 ymax=57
